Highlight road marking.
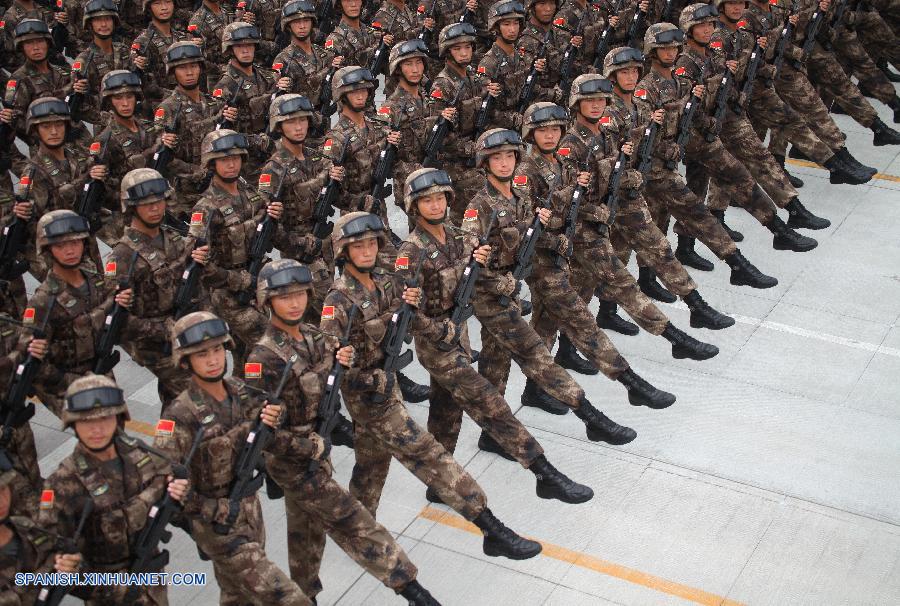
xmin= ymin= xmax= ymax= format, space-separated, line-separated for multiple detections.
xmin=786 ymin=158 xmax=900 ymax=183
xmin=419 ymin=506 xmax=745 ymax=606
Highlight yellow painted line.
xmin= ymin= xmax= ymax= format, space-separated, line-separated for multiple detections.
xmin=786 ymin=158 xmax=900 ymax=183
xmin=125 ymin=419 xmax=157 ymax=437
xmin=418 ymin=505 xmax=745 ymax=606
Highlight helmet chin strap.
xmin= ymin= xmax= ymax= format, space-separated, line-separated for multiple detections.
xmin=271 ymin=305 xmax=303 ymax=326
xmin=188 ymin=359 xmax=229 ymax=383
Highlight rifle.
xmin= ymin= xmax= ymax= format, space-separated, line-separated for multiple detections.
xmin=0 ymin=169 xmax=35 ymax=282
xmin=555 ymin=162 xmax=588 ymax=268
xmin=368 ymin=14 xmax=396 ymax=84
xmin=318 ymin=66 xmax=338 ymax=128
xmin=34 ymin=500 xmax=94 ymax=606
xmin=64 ymin=53 xmax=91 ymax=119
xmin=439 ymin=210 xmax=497 ymax=349
xmin=368 ymin=107 xmax=399 ymax=208
xmin=236 ymin=168 xmax=287 ymax=305
xmin=423 ymin=85 xmax=464 ymax=168
xmin=559 ymin=17 xmax=586 ymax=106
xmin=705 ymin=32 xmax=738 ymax=143
xmin=517 ymin=23 xmax=554 ymax=114
xmin=799 ymin=5 xmax=826 ymax=61
xmin=823 ymin=0 xmax=850 ymax=51
xmin=172 ymin=214 xmax=209 ymax=321
xmin=75 ymin=131 xmax=112 ymax=234
xmin=308 ymin=304 xmax=357 ymax=473
xmin=214 ymin=354 xmax=296 ymax=534
xmin=499 ymin=209 xmax=543 ymax=308
xmin=593 ymin=0 xmax=625 ymax=69
xmin=127 ymin=427 xmax=203 ymax=577
xmin=372 ymin=251 xmax=425 ymax=403
xmin=151 ymin=102 xmax=181 ymax=174
xmin=601 ymin=149 xmax=627 ymax=236
xmin=216 ymin=77 xmax=246 ymax=130
xmin=45 ymin=0 xmax=69 ymax=55
xmin=660 ymin=0 xmax=675 ymax=22
xmin=772 ymin=0 xmax=801 ymax=77
xmin=735 ymin=40 xmax=763 ymax=115
xmin=417 ymin=1 xmax=438 ymax=47
xmin=92 ymin=249 xmax=139 ymax=374
xmin=625 ymin=3 xmax=646 ymax=48
xmin=636 ymin=112 xmax=659 ymax=176
xmin=667 ymin=92 xmax=699 ymax=170
xmin=313 ymin=133 xmax=351 ymax=239
xmin=314 ymin=0 xmax=340 ymax=45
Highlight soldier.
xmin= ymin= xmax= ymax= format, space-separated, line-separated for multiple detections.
xmin=321 ymin=212 xmax=544 ymax=561
xmin=518 ymin=0 xmax=581 ymax=90
xmin=188 ymin=0 xmax=234 ymax=91
xmin=325 ymin=0 xmax=391 ymax=70
xmin=154 ymin=312 xmax=312 ymax=605
xmin=232 ymin=0 xmax=282 ymax=66
xmin=0 ymin=0 xmax=60 ymax=72
xmin=21 ymin=210 xmax=131 ymax=416
xmin=245 ymin=261 xmax=441 ymax=605
xmin=39 ymin=374 xmax=188 ymax=605
xmin=107 ymin=169 xmax=209 ymax=410
xmin=556 ymin=0 xmax=617 ymax=70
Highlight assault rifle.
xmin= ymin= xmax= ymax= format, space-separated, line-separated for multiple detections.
xmin=823 ymin=0 xmax=850 ymax=51
xmin=318 ymin=66 xmax=338 ymax=128
xmin=593 ymin=0 xmax=625 ymax=68
xmin=772 ymin=0 xmax=801 ymax=77
xmin=372 ymin=251 xmax=425 ymax=403
xmin=556 ymin=162 xmax=588 ymax=267
xmin=799 ymin=5 xmax=826 ymax=61
xmin=601 ymin=149 xmax=628 ymax=236
xmin=667 ymin=92 xmax=700 ymax=169
xmin=308 ymin=304 xmax=357 ymax=473
xmin=735 ymin=41 xmax=763 ymax=114
xmin=499 ymin=200 xmax=547 ymax=308
xmin=368 ymin=14 xmax=396 ymax=84
xmin=0 ymin=169 xmax=36 ymax=282
xmin=215 ymin=354 xmax=296 ymax=534
xmin=173 ymin=215 xmax=209 ymax=321
xmin=706 ymin=33 xmax=739 ymax=142
xmin=517 ymin=22 xmax=554 ymax=113
xmin=636 ymin=112 xmax=659 ymax=175
xmin=34 ymin=500 xmax=94 ymax=606
xmin=151 ymin=102 xmax=181 ymax=174
xmin=660 ymin=0 xmax=675 ymax=23
xmin=559 ymin=16 xmax=586 ymax=105
xmin=65 ymin=53 xmax=91 ymax=119
xmin=417 ymin=1 xmax=438 ymax=47
xmin=129 ymin=427 xmax=204 ymax=574
xmin=236 ymin=167 xmax=287 ymax=305
xmin=93 ymin=249 xmax=139 ymax=374
xmin=164 ymin=211 xmax=190 ymax=236
xmin=625 ymin=3 xmax=647 ymax=47
xmin=216 ymin=77 xmax=246 ymax=130
xmin=75 ymin=131 xmax=112 ymax=233
xmin=368 ymin=107 xmax=399 ymax=207
xmin=423 ymin=86 xmax=463 ymax=168
xmin=314 ymin=0 xmax=340 ymax=45
xmin=313 ymin=133 xmax=351 ymax=238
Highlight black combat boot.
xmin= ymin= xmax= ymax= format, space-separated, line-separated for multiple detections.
xmin=573 ymin=397 xmax=637 ymax=444
xmin=596 ymin=301 xmax=640 ymax=336
xmin=554 ymin=333 xmax=598 ymax=375
xmin=400 ymin=580 xmax=442 ymax=606
xmin=872 ymin=117 xmax=900 ymax=146
xmin=520 ymin=377 xmax=570 ymax=415
xmin=473 ymin=509 xmax=543 ymax=560
xmin=786 ymin=197 xmax=830 ymax=230
xmin=773 ymin=153 xmax=804 ymax=188
xmin=675 ymin=235 xmax=714 ymax=271
xmin=877 ymin=59 xmax=900 ymax=83
xmin=529 ymin=455 xmax=594 ymax=504
xmin=638 ymin=266 xmax=677 ymax=303
xmin=889 ymin=96 xmax=900 ymax=124
xmin=477 ymin=430 xmax=516 ymax=462
xmin=330 ymin=413 xmax=355 ymax=448
xmin=764 ymin=215 xmax=818 ymax=252
xmin=823 ymin=153 xmax=872 ymax=185
xmin=710 ymin=209 xmax=743 ymax=242
xmin=726 ymin=251 xmax=778 ymax=289
xmin=398 ymin=372 xmax=430 ymax=403
xmin=425 ymin=486 xmax=444 ymax=504
xmin=661 ymin=322 xmax=719 ymax=360
xmin=788 ymin=146 xmax=810 ymax=161
xmin=684 ymin=290 xmax=735 ymax=330
xmin=836 ymin=147 xmax=876 ymax=177
xmin=617 ymin=368 xmax=676 ymax=409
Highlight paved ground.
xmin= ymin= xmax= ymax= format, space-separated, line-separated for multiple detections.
xmin=26 ymin=94 xmax=900 ymax=605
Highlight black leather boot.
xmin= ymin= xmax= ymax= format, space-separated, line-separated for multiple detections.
xmin=472 ymin=508 xmax=543 ymax=560
xmin=836 ymin=147 xmax=876 ymax=177
xmin=877 ymin=59 xmax=900 ymax=83
xmin=638 ymin=266 xmax=677 ymax=303
xmin=661 ymin=322 xmax=719 ymax=360
xmin=889 ymin=96 xmax=900 ymax=124
xmin=765 ymin=215 xmax=817 ymax=252
xmin=520 ymin=377 xmax=570 ymax=415
xmin=773 ymin=153 xmax=804 ymax=188
xmin=710 ymin=209 xmax=743 ymax=242
xmin=554 ymin=333 xmax=599 ymax=375
xmin=573 ymin=398 xmax=637 ymax=444
xmin=684 ymin=290 xmax=735 ymax=330
xmin=400 ymin=580 xmax=442 ymax=606
xmin=477 ymin=430 xmax=516 ymax=462
xmin=872 ymin=117 xmax=900 ymax=146
xmin=788 ymin=146 xmax=810 ymax=160
xmin=726 ymin=251 xmax=778 ymax=289
xmin=331 ymin=413 xmax=355 ymax=448
xmin=617 ymin=368 xmax=676 ymax=409
xmin=398 ymin=372 xmax=430 ymax=403
xmin=675 ymin=235 xmax=714 ymax=271
xmin=823 ymin=153 xmax=872 ymax=185
xmin=596 ymin=300 xmax=639 ymax=336
xmin=529 ymin=455 xmax=594 ymax=504
xmin=786 ymin=198 xmax=830 ymax=230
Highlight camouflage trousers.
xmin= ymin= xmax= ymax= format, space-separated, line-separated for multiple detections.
xmin=773 ymin=62 xmax=848 ymax=155
xmin=266 ymin=453 xmax=417 ymax=599
xmin=190 ymin=495 xmax=311 ymax=605
xmin=416 ymin=325 xmax=543 ymax=468
xmin=856 ymin=10 xmax=900 ymax=64
xmin=571 ymin=226 xmax=670 ymax=336
xmin=446 ymin=163 xmax=486 ymax=226
xmin=606 ymin=193 xmax=697 ymax=298
xmin=833 ymin=27 xmax=898 ymax=105
xmin=806 ymin=45 xmax=879 ymax=128
xmin=125 ymin=338 xmax=191 ymax=411
xmin=343 ymin=382 xmax=488 ymax=520
xmin=474 ymin=286 xmax=586 ymax=407
xmin=527 ymin=255 xmax=631 ymax=381
xmin=0 ymin=275 xmax=27 ymax=319
xmin=211 ymin=287 xmax=268 ymax=369
xmin=9 ymin=425 xmax=40 ymax=514
xmin=644 ymin=170 xmax=738 ymax=259
xmin=746 ymin=85 xmax=835 ymax=164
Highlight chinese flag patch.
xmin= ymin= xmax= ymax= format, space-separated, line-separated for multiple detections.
xmin=259 ymin=173 xmax=272 ymax=188
xmin=89 ymin=141 xmax=101 ymax=155
xmin=674 ymin=66 xmax=686 ymax=76
xmin=634 ymin=89 xmax=647 ymax=100
xmin=71 ymin=61 xmax=82 ymax=72
xmin=0 ymin=21 xmax=5 ymax=29
xmin=463 ymin=208 xmax=478 ymax=222
xmin=395 ymin=256 xmax=409 ymax=271
xmin=188 ymin=24 xmax=198 ymax=32
xmin=212 ymin=88 xmax=223 ymax=98
xmin=477 ymin=65 xmax=486 ymax=74
xmin=324 ymin=38 xmax=334 ymax=48
xmin=417 ymin=4 xmax=425 ymax=13
xmin=557 ymin=147 xmax=570 ymax=157
xmin=190 ymin=212 xmax=204 ymax=226
xmin=513 ymin=175 xmax=528 ymax=187
xmin=600 ymin=115 xmax=611 ymax=126
xmin=737 ymin=19 xmax=748 ymax=28
xmin=6 ymin=80 xmax=16 ymax=90
xmin=372 ymin=21 xmax=382 ymax=29
xmin=323 ymin=138 xmax=333 ymax=152
xmin=19 ymin=175 xmax=31 ymax=187
xmin=430 ymin=88 xmax=443 ymax=99
xmin=104 ymin=261 xmax=117 ymax=277
xmin=22 ymin=307 xmax=35 ymax=324
xmin=155 ymin=419 xmax=175 ymax=437
xmin=710 ymin=41 xmax=723 ymax=50
xmin=272 ymin=62 xmax=283 ymax=71
xmin=321 ymin=305 xmax=335 ymax=320
xmin=154 ymin=107 xmax=165 ymax=121
xmin=378 ymin=105 xmax=391 ymax=116
xmin=238 ymin=0 xmax=247 ymax=7
xmin=132 ymin=42 xmax=141 ymax=51
xmin=244 ymin=362 xmax=262 ymax=379
xmin=553 ymin=17 xmax=566 ymax=27
xmin=40 ymin=490 xmax=54 ymax=510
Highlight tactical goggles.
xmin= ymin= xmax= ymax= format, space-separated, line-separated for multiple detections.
xmin=396 ymin=38 xmax=429 ymax=56
xmin=409 ymin=169 xmax=452 ymax=194
xmin=44 ymin=215 xmax=90 ymax=239
xmin=210 ymin=133 xmax=249 ymax=153
xmin=66 ymin=387 xmax=125 ymax=413
xmin=84 ymin=0 xmax=118 ymax=15
xmin=339 ymin=214 xmax=385 ymax=239
xmin=494 ymin=1 xmax=525 ymax=17
xmin=266 ymin=265 xmax=313 ymax=290
xmin=341 ymin=67 xmax=376 ymax=86
xmin=482 ymin=129 xmax=522 ymax=149
xmin=529 ymin=104 xmax=569 ymax=123
xmin=15 ymin=20 xmax=50 ymax=37
xmin=126 ymin=178 xmax=169 ymax=202
xmin=230 ymin=25 xmax=261 ymax=41
xmin=577 ymin=77 xmax=614 ymax=95
xmin=166 ymin=43 xmax=204 ymax=63
xmin=283 ymin=0 xmax=316 ymax=18
xmin=654 ymin=29 xmax=684 ymax=44
xmin=176 ymin=318 xmax=230 ymax=348
xmin=609 ymin=47 xmax=644 ymax=65
xmin=29 ymin=98 xmax=70 ymax=119
xmin=277 ymin=95 xmax=314 ymax=115
xmin=103 ymin=71 xmax=142 ymax=91
xmin=692 ymin=4 xmax=719 ymax=20
xmin=444 ymin=22 xmax=477 ymax=39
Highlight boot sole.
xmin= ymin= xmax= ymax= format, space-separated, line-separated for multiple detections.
xmin=830 ymin=173 xmax=872 ymax=186
xmin=629 ymin=393 xmax=676 ymax=409
xmin=774 ymin=238 xmax=818 ymax=252
xmin=483 ymin=540 xmax=542 ymax=560
xmin=690 ymin=315 xmax=736 ymax=330
xmin=672 ymin=345 xmax=719 ymax=360
xmin=676 ymin=256 xmax=715 ymax=272
xmin=641 ymin=288 xmax=677 ymax=304
xmin=786 ymin=219 xmax=830 ymax=231
xmin=586 ymin=427 xmax=637 ymax=445
xmin=555 ymin=356 xmax=600 ymax=376
xmin=536 ymin=482 xmax=594 ymax=504
xmin=730 ymin=274 xmax=778 ymax=289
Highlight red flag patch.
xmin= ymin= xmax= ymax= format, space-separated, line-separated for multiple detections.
xmin=238 ymin=0 xmax=247 ymax=7
xmin=553 ymin=17 xmax=566 ymax=27
xmin=321 ymin=305 xmax=335 ymax=320
xmin=272 ymin=62 xmax=284 ymax=70
xmin=710 ymin=41 xmax=723 ymax=50
xmin=737 ymin=19 xmax=748 ymax=28
xmin=477 ymin=65 xmax=486 ymax=74
xmin=89 ymin=141 xmax=101 ymax=155
xmin=418 ymin=4 xmax=425 ymax=13
xmin=71 ymin=61 xmax=82 ymax=72
xmin=40 ymin=490 xmax=54 ymax=510
xmin=463 ymin=208 xmax=478 ymax=222
xmin=557 ymin=147 xmax=570 ymax=157
xmin=323 ymin=138 xmax=333 ymax=152
xmin=372 ymin=21 xmax=382 ymax=29
xmin=154 ymin=107 xmax=165 ymax=121
xmin=395 ymin=256 xmax=409 ymax=271
xmin=513 ymin=175 xmax=528 ymax=186
xmin=6 ymin=80 xmax=16 ymax=90
xmin=634 ymin=89 xmax=647 ymax=99
xmin=213 ymin=88 xmax=223 ymax=98
xmin=188 ymin=24 xmax=198 ymax=32
xmin=430 ymin=88 xmax=443 ymax=99
xmin=378 ymin=105 xmax=391 ymax=115
xmin=132 ymin=42 xmax=141 ymax=51
xmin=259 ymin=174 xmax=272 ymax=188
xmin=324 ymin=38 xmax=334 ymax=48
xmin=19 ymin=175 xmax=31 ymax=187
xmin=155 ymin=419 xmax=175 ymax=437
xmin=674 ymin=66 xmax=686 ymax=76
xmin=22 ymin=307 xmax=35 ymax=324
xmin=0 ymin=21 xmax=6 ymax=29
xmin=190 ymin=212 xmax=204 ymax=226
xmin=104 ymin=261 xmax=117 ymax=277
xmin=244 ymin=362 xmax=262 ymax=379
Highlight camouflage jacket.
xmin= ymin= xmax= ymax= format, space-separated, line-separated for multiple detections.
xmin=272 ymin=41 xmax=334 ymax=107
xmin=212 ymin=62 xmax=278 ymax=134
xmin=556 ymin=0 xmax=608 ymax=68
xmin=384 ymin=84 xmax=438 ymax=178
xmin=428 ymin=65 xmax=484 ymax=160
xmin=94 ymin=116 xmax=161 ymax=190
xmin=71 ymin=41 xmax=136 ymax=125
xmin=634 ymin=68 xmax=691 ymax=173
xmin=153 ymin=87 xmax=225 ymax=186
xmin=477 ymin=42 xmax=548 ymax=126
xmin=130 ymin=24 xmax=195 ymax=103
xmin=0 ymin=514 xmax=57 ymax=605
xmin=4 ymin=61 xmax=73 ymax=141
xmin=370 ymin=0 xmax=423 ymax=49
xmin=188 ymin=3 xmax=234 ymax=76
xmin=324 ymin=19 xmax=380 ymax=70
xmin=517 ymin=20 xmax=570 ymax=89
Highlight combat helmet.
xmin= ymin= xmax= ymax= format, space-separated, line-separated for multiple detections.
xmin=100 ymin=70 xmax=143 ymax=109
xmin=521 ymin=102 xmax=568 ymax=141
xmin=120 ymin=168 xmax=172 ymax=213
xmin=25 ymin=97 xmax=70 ymax=134
xmin=36 ymin=210 xmax=90 ymax=258
xmin=602 ymin=46 xmax=645 ymax=79
xmin=82 ymin=0 xmax=119 ymax=29
xmin=644 ymin=22 xmax=684 ymax=54
xmin=487 ymin=0 xmax=526 ymax=31
xmin=222 ymin=21 xmax=261 ymax=53
xmin=404 ymin=168 xmax=454 ymax=215
xmin=200 ymin=129 xmax=248 ymax=167
xmin=171 ymin=311 xmax=235 ymax=367
xmin=165 ymin=41 xmax=204 ymax=74
xmin=389 ymin=39 xmax=429 ymax=77
xmin=332 ymin=212 xmax=387 ymax=260
xmin=438 ymin=22 xmax=476 ymax=57
xmin=13 ymin=19 xmax=51 ymax=50
xmin=680 ymin=3 xmax=720 ymax=34
xmin=269 ymin=94 xmax=315 ymax=132
xmin=568 ymin=73 xmax=614 ymax=109
xmin=62 ymin=374 xmax=130 ymax=430
xmin=281 ymin=0 xmax=317 ymax=29
xmin=331 ymin=66 xmax=376 ymax=103
xmin=475 ymin=128 xmax=523 ymax=168
xmin=256 ymin=258 xmax=314 ymax=307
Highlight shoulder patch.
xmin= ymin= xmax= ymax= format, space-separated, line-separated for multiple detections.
xmin=212 ymin=88 xmax=224 ymax=98
xmin=258 ymin=173 xmax=272 ymax=188
xmin=674 ymin=66 xmax=686 ymax=76
xmin=553 ymin=17 xmax=566 ymax=27
xmin=244 ymin=362 xmax=262 ymax=379
xmin=395 ymin=256 xmax=409 ymax=271
xmin=323 ymin=138 xmax=333 ymax=152
xmin=463 ymin=208 xmax=478 ymax=222
xmin=737 ymin=19 xmax=748 ymax=28
xmin=557 ymin=147 xmax=570 ymax=157
xmin=6 ymin=80 xmax=16 ymax=90
xmin=154 ymin=107 xmax=165 ymax=121
xmin=477 ymin=65 xmax=486 ymax=74
xmin=104 ymin=261 xmax=117 ymax=277
xmin=430 ymin=88 xmax=443 ymax=99
xmin=324 ymin=38 xmax=334 ymax=48
xmin=321 ymin=305 xmax=335 ymax=320
xmin=709 ymin=41 xmax=723 ymax=50
xmin=634 ymin=89 xmax=647 ymax=100
xmin=155 ymin=419 xmax=175 ymax=437
xmin=513 ymin=175 xmax=528 ymax=186
xmin=600 ymin=115 xmax=611 ymax=126
xmin=190 ymin=211 xmax=204 ymax=226
xmin=40 ymin=489 xmax=54 ymax=510
xmin=188 ymin=24 xmax=199 ymax=32
xmin=22 ymin=307 xmax=35 ymax=324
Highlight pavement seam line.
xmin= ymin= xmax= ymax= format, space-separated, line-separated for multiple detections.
xmin=417 ymin=505 xmax=746 ymax=606
xmin=785 ymin=158 xmax=900 ymax=183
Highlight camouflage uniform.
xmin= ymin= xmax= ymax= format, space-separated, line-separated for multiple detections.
xmin=70 ymin=41 xmax=136 ymax=126
xmin=517 ymin=8 xmax=569 ymax=88
xmin=383 ymin=81 xmax=437 ymax=214
xmin=188 ymin=2 xmax=234 ymax=90
xmin=324 ymin=19 xmax=380 ymax=70
xmin=477 ymin=35 xmax=552 ymax=131
xmin=272 ymin=36 xmax=336 ymax=107
xmin=130 ymin=23 xmax=195 ymax=113
xmin=0 ymin=336 xmax=41 ymax=514
xmin=555 ymin=0 xmax=610 ymax=70
xmin=234 ymin=0 xmax=282 ymax=64
xmin=0 ymin=2 xmax=57 ymax=72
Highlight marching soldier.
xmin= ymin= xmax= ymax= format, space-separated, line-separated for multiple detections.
xmin=188 ymin=0 xmax=234 ymax=91
xmin=518 ymin=0 xmax=580 ymax=89
xmin=325 ymin=0 xmax=391 ymax=70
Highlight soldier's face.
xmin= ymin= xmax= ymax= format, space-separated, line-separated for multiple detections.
xmin=90 ymin=16 xmax=115 ymax=38
xmin=341 ymin=0 xmax=362 ymax=18
xmin=232 ymin=43 xmax=256 ymax=66
xmin=498 ymin=18 xmax=521 ymax=42
xmin=691 ymin=22 xmax=714 ymax=44
xmin=280 ymin=116 xmax=309 ymax=143
xmin=0 ymin=485 xmax=10 ymax=521
xmin=533 ymin=125 xmax=562 ymax=152
xmin=345 ymin=88 xmax=369 ymax=111
xmin=188 ymin=343 xmax=227 ymax=380
xmin=110 ymin=92 xmax=136 ymax=118
xmin=532 ymin=0 xmax=557 ymax=24
xmin=615 ymin=67 xmax=639 ymax=92
xmin=214 ymin=155 xmax=243 ymax=181
xmin=578 ymin=97 xmax=607 ymax=121
xmin=37 ymin=120 xmax=67 ymax=147
xmin=655 ymin=46 xmax=679 ymax=67
xmin=290 ymin=18 xmax=313 ymax=40
xmin=270 ymin=290 xmax=309 ymax=325
xmin=74 ymin=415 xmax=118 ymax=452
xmin=416 ymin=192 xmax=448 ymax=224
xmin=347 ymin=237 xmax=379 ymax=270
xmin=50 ymin=239 xmax=85 ymax=268
xmin=487 ymin=150 xmax=517 ymax=180
xmin=135 ymin=199 xmax=166 ymax=227
xmin=174 ymin=62 xmax=201 ymax=89
xmin=723 ymin=2 xmax=745 ymax=21
xmin=400 ymin=58 xmax=425 ymax=84
xmin=150 ymin=0 xmax=175 ymax=22
xmin=22 ymin=39 xmax=48 ymax=62
xmin=448 ymin=43 xmax=473 ymax=66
